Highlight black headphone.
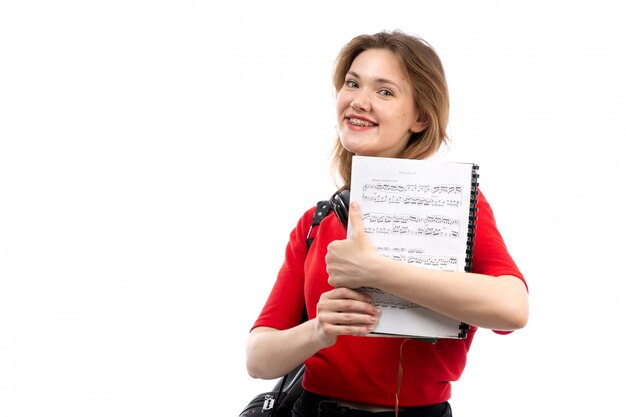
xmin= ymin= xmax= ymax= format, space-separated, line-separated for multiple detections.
xmin=330 ymin=189 xmax=350 ymax=228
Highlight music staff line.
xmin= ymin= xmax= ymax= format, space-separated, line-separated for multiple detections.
xmin=360 ymin=287 xmax=427 ymax=310
xmin=375 ymin=247 xmax=459 ymax=270
xmin=363 ymin=183 xmax=464 ymax=207
xmin=363 ymin=212 xmax=461 ymax=238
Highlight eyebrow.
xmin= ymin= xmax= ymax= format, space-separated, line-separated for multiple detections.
xmin=347 ymin=71 xmax=403 ymax=91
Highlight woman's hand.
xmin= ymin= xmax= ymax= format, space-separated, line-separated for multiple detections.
xmin=313 ymin=287 xmax=380 ymax=348
xmin=325 ymin=201 xmax=381 ymax=289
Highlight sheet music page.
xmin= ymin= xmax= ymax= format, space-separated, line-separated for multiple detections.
xmin=349 ymin=156 xmax=475 ymax=338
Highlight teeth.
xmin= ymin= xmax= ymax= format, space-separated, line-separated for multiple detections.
xmin=348 ymin=118 xmax=375 ymax=127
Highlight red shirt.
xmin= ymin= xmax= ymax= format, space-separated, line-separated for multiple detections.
xmin=252 ymin=191 xmax=525 ymax=407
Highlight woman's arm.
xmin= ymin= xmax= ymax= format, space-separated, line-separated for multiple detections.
xmin=325 ymin=202 xmax=529 ymax=331
xmin=246 ymin=322 xmax=319 ymax=380
xmin=246 ymin=287 xmax=380 ymax=380
xmin=365 ymin=263 xmax=527 ymax=330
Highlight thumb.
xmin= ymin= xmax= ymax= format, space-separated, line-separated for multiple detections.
xmin=348 ymin=201 xmax=366 ymax=238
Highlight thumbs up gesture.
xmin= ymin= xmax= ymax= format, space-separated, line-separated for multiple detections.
xmin=325 ymin=201 xmax=381 ymax=289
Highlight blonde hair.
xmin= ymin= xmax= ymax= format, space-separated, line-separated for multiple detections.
xmin=331 ymin=30 xmax=450 ymax=187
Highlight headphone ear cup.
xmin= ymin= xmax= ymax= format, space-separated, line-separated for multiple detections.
xmin=332 ymin=189 xmax=350 ymax=228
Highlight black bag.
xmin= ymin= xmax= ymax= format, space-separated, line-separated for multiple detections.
xmin=239 ymin=365 xmax=305 ymax=417
xmin=240 ymin=191 xmax=350 ymax=417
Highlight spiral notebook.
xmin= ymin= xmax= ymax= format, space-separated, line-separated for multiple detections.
xmin=348 ymin=156 xmax=479 ymax=340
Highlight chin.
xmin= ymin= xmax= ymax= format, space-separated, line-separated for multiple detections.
xmin=339 ymin=140 xmax=368 ymax=156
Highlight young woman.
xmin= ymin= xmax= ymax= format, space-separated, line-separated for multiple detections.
xmin=246 ymin=30 xmax=528 ymax=417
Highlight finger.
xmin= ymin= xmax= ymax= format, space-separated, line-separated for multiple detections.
xmin=317 ymin=311 xmax=379 ymax=337
xmin=326 ymin=287 xmax=373 ymax=304
xmin=318 ymin=296 xmax=380 ymax=320
xmin=319 ymin=321 xmax=376 ymax=338
xmin=322 ymin=311 xmax=379 ymax=327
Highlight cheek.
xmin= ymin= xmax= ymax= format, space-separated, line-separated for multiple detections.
xmin=335 ymin=92 xmax=351 ymax=114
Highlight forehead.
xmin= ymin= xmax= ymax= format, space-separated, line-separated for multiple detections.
xmin=349 ymin=49 xmax=407 ymax=82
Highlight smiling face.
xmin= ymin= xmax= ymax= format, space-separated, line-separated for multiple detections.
xmin=336 ymin=48 xmax=428 ymax=159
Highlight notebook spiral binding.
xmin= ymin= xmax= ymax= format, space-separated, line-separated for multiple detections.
xmin=464 ymin=164 xmax=480 ymax=274
xmin=457 ymin=164 xmax=480 ymax=339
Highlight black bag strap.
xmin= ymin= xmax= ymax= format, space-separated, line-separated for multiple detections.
xmin=305 ymin=189 xmax=350 ymax=249
xmin=305 ymin=200 xmax=332 ymax=249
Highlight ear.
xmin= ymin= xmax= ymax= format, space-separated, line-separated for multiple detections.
xmin=410 ymin=116 xmax=429 ymax=133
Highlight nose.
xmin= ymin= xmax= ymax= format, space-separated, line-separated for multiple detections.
xmin=350 ymin=90 xmax=371 ymax=112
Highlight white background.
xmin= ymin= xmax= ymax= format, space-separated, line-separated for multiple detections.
xmin=1 ymin=1 xmax=625 ymax=416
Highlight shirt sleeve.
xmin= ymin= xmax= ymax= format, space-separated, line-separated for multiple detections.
xmin=471 ymin=190 xmax=527 ymax=335
xmin=471 ymin=190 xmax=526 ymax=289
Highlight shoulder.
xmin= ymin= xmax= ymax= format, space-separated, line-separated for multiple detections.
xmin=474 ymin=188 xmax=500 ymax=233
xmin=288 ymin=205 xmax=319 ymax=246
xmin=473 ymin=187 xmax=502 ymax=240
xmin=284 ymin=202 xmax=334 ymax=254
xmin=475 ymin=188 xmax=494 ymax=216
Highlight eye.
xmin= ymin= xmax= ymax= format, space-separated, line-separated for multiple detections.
xmin=379 ymin=89 xmax=393 ymax=97
xmin=345 ymin=80 xmax=358 ymax=89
